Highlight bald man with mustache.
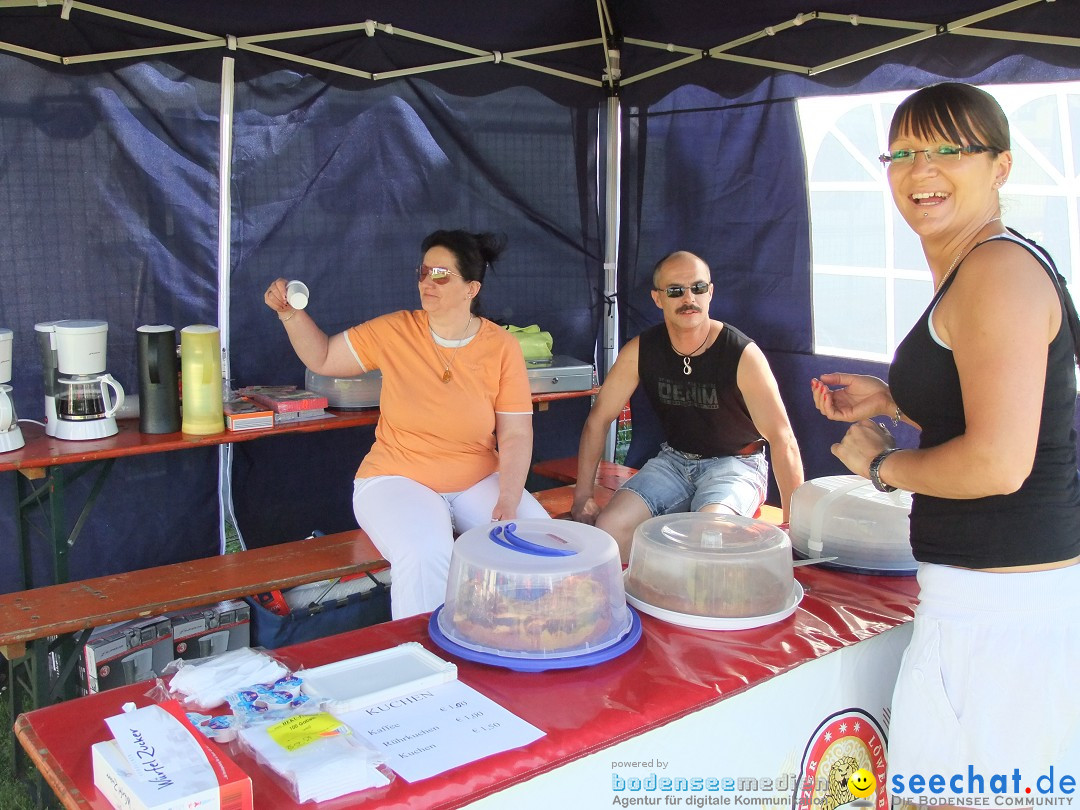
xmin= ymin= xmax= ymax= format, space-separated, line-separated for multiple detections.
xmin=572 ymin=251 xmax=804 ymax=560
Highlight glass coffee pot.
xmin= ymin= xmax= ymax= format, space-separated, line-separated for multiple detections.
xmin=56 ymin=373 xmax=125 ymax=423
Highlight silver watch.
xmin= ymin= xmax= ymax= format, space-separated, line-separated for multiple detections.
xmin=869 ymin=448 xmax=900 ymax=493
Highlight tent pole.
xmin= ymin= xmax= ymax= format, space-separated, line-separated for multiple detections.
xmin=602 ymin=91 xmax=621 ymax=462
xmin=217 ymin=55 xmax=243 ymax=553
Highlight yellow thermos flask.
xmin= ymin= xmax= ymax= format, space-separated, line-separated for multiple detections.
xmin=180 ymin=325 xmax=225 ymax=435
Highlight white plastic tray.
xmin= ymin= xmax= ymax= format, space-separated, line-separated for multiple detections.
xmin=624 ymin=576 xmax=804 ymax=631
xmin=300 ymin=642 xmax=457 ymax=712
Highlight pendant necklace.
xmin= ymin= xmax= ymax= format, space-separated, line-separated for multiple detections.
xmin=434 ymin=315 xmax=474 ymax=383
xmin=935 ymin=216 xmax=1002 ymax=296
xmin=671 ymin=331 xmax=710 ymax=376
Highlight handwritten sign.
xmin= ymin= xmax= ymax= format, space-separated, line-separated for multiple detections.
xmin=338 ymin=680 xmax=544 ymax=782
xmin=104 ymin=704 xmax=220 ymax=800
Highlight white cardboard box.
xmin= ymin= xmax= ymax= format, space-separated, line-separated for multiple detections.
xmin=168 ymin=599 xmax=250 ymax=661
xmin=92 ymin=701 xmax=252 ymax=810
xmin=81 ymin=616 xmax=174 ymax=695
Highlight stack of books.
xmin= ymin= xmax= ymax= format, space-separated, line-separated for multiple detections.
xmin=237 ymin=385 xmax=331 ymax=426
xmin=223 ymin=397 xmax=275 ymax=431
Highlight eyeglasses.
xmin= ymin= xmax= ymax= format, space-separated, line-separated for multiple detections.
xmin=878 ymin=144 xmax=991 ymax=165
xmin=657 ymin=281 xmax=711 ymax=299
xmin=416 ymin=264 xmax=462 ymax=284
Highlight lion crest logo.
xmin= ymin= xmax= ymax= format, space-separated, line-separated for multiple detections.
xmin=793 ymin=709 xmax=888 ymax=810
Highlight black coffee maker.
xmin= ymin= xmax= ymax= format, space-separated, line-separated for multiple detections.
xmin=136 ymin=325 xmax=181 ymax=434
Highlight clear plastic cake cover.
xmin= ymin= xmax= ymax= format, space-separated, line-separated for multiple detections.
xmin=435 ymin=519 xmax=633 ymax=661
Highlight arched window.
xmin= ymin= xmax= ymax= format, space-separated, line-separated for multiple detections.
xmin=799 ymin=82 xmax=1080 ymax=362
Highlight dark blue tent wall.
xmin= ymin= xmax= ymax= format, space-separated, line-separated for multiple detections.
xmin=0 ymin=49 xmax=603 ymax=592
xmin=226 ymin=59 xmax=604 ymax=547
xmin=3 ymin=1 xmax=1080 ymax=591
xmin=0 ymin=54 xmax=225 ymax=593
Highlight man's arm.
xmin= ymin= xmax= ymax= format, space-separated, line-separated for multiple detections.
xmin=572 ymin=339 xmax=642 ymax=524
xmin=736 ymin=342 xmax=804 ymax=523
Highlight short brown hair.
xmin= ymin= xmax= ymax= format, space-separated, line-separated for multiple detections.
xmin=889 ymin=82 xmax=1009 ymax=154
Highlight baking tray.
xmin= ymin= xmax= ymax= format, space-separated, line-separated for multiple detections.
xmin=300 ymin=642 xmax=457 ymax=712
xmin=624 ymin=575 xmax=804 ymax=631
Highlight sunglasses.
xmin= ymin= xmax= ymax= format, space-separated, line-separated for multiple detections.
xmin=657 ymin=281 xmax=711 ymax=298
xmin=416 ymin=264 xmax=463 ymax=284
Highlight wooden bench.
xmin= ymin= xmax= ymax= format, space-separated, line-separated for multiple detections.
xmin=532 ymin=456 xmax=639 ymax=490
xmin=531 ymin=455 xmax=784 ymax=525
xmin=0 ymin=528 xmax=388 ymax=728
xmin=0 ymin=529 xmax=386 ymax=662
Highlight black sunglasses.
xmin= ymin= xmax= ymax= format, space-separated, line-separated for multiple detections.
xmin=657 ymin=281 xmax=711 ymax=299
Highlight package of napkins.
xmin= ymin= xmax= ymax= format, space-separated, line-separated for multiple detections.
xmin=237 ymin=712 xmax=391 ymax=803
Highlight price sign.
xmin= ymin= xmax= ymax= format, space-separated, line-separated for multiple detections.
xmin=339 ymin=680 xmax=544 ymax=783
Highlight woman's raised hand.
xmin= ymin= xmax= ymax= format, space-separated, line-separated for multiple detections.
xmin=263 ymin=278 xmax=291 ymax=316
xmin=810 ymin=373 xmax=893 ymax=424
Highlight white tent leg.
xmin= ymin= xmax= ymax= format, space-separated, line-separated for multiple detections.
xmin=217 ymin=55 xmax=241 ymax=553
xmin=602 ymin=92 xmax=621 ymax=462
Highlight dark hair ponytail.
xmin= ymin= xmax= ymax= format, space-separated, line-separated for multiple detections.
xmin=420 ymin=229 xmax=506 ymax=315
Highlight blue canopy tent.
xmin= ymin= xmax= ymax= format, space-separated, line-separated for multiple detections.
xmin=1 ymin=0 xmax=1078 ymax=592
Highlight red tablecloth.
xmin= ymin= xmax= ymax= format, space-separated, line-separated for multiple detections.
xmin=17 ymin=566 xmax=918 ymax=810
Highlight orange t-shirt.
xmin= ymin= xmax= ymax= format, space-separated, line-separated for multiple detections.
xmin=345 ymin=311 xmax=533 ymax=492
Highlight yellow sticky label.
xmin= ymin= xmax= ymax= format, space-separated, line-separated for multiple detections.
xmin=267 ymin=713 xmax=348 ymax=752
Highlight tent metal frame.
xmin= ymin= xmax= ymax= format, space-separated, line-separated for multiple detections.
xmin=3 ymin=0 xmax=1076 ymax=83
xmin=620 ymin=0 xmax=1073 ymax=85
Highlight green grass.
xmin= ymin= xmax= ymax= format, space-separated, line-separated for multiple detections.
xmin=0 ymin=679 xmax=38 ymax=810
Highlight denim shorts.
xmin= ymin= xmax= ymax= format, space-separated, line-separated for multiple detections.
xmin=621 ymin=443 xmax=768 ymax=517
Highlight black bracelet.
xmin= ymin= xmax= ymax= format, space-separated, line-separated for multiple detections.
xmin=869 ymin=448 xmax=900 ymax=493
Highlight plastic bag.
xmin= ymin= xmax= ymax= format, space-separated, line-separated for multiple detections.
xmin=504 ymin=324 xmax=553 ymax=361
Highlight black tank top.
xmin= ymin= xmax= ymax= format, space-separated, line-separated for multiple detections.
xmin=889 ymin=234 xmax=1080 ymax=567
xmin=638 ymin=322 xmax=762 ymax=458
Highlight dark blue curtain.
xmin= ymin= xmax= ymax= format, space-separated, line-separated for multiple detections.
xmin=0 ymin=54 xmax=222 ymax=591
xmin=225 ymin=57 xmax=604 ymax=546
xmin=619 ymin=87 xmax=812 ymax=489
xmin=0 ymin=48 xmax=605 ymax=591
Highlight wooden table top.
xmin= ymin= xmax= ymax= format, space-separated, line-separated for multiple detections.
xmin=0 ymin=389 xmax=597 ymax=476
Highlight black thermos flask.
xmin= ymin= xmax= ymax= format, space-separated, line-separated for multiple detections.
xmin=136 ymin=325 xmax=181 ymax=434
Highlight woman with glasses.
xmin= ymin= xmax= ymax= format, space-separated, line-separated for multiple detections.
xmin=265 ymin=229 xmax=548 ymax=619
xmin=811 ymin=83 xmax=1080 ymax=795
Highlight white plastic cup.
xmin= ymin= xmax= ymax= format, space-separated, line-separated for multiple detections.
xmin=286 ymin=280 xmax=309 ymax=310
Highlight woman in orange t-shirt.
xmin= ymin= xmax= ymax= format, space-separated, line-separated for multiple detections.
xmin=264 ymin=230 xmax=548 ymax=618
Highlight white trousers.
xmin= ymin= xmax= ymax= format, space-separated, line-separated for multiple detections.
xmin=888 ymin=562 xmax=1080 ymax=798
xmin=352 ymin=473 xmax=549 ymax=620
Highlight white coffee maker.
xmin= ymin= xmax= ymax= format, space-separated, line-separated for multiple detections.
xmin=52 ymin=320 xmax=125 ymax=441
xmin=0 ymin=327 xmax=25 ymax=453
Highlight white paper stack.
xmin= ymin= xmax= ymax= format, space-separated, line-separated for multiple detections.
xmin=238 ymin=721 xmax=389 ymax=803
